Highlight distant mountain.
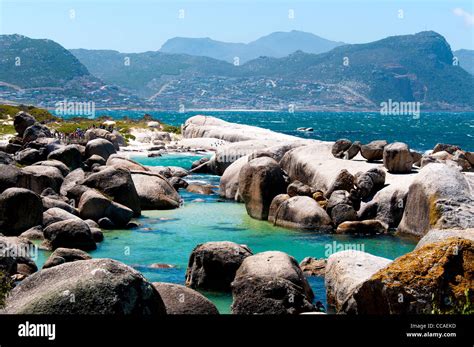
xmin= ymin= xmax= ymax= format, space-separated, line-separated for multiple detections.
xmin=71 ymin=31 xmax=474 ymax=110
xmin=0 ymin=35 xmax=144 ymax=108
xmin=159 ymin=30 xmax=345 ymax=63
xmin=0 ymin=34 xmax=90 ymax=88
xmin=454 ymin=49 xmax=474 ymax=75
xmin=69 ymin=49 xmax=233 ymax=98
xmin=1 ymin=32 xmax=472 ymax=110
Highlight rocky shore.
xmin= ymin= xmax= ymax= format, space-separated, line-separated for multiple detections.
xmin=0 ymin=111 xmax=473 ymax=314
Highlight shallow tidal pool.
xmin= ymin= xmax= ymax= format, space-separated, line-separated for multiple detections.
xmin=35 ymin=154 xmax=417 ymax=314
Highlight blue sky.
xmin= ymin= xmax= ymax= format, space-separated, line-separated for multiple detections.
xmin=1 ymin=0 xmax=473 ymax=52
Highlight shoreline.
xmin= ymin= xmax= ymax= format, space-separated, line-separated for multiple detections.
xmin=0 ymin=110 xmax=473 ymax=316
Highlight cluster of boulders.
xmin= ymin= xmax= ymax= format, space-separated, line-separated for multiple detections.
xmin=233 ymin=151 xmax=391 ymax=234
xmin=0 ymin=111 xmax=191 ymax=286
xmin=332 ymin=138 xmax=474 ymax=173
xmin=183 ymin=115 xmax=474 ymax=314
xmin=185 ymin=241 xmax=319 ymax=314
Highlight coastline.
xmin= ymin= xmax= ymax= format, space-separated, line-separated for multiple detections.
xmin=0 ymin=109 xmax=473 ymax=316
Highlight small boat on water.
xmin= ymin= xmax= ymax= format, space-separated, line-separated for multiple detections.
xmin=296 ymin=127 xmax=314 ymax=132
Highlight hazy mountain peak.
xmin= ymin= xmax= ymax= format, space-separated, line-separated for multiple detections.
xmin=160 ymin=31 xmax=345 ymax=63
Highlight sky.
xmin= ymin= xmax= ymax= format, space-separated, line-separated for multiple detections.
xmin=0 ymin=0 xmax=473 ymax=52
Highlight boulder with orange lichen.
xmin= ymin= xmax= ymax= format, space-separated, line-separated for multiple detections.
xmin=344 ymin=238 xmax=474 ymax=314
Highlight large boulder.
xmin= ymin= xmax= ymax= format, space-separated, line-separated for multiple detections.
xmin=60 ymin=168 xmax=85 ymax=197
xmin=13 ymin=111 xmax=35 ymax=137
xmin=22 ymin=123 xmax=52 ymax=143
xmin=330 ymin=204 xmax=358 ymax=226
xmin=287 ymin=180 xmax=314 ymax=197
xmin=14 ymin=148 xmax=43 ymax=165
xmin=106 ymin=155 xmax=148 ymax=171
xmin=185 ymin=241 xmax=253 ymax=291
xmin=24 ymin=137 xmax=61 ymax=156
xmin=354 ymin=167 xmax=386 ymax=199
xmin=219 ymin=155 xmax=248 ymax=201
xmin=183 ymin=115 xmax=298 ymax=143
xmin=131 ymin=172 xmax=181 ymax=210
xmin=41 ymin=196 xmax=77 ymax=215
xmin=85 ymin=138 xmax=116 ymax=160
xmin=325 ymin=250 xmax=391 ymax=312
xmin=84 ymin=154 xmax=106 ymax=168
xmin=415 ymin=228 xmax=474 ymax=249
xmin=271 ymin=196 xmax=332 ymax=231
xmin=336 ymin=220 xmax=388 ymax=235
xmin=0 ymin=188 xmax=43 ymax=235
xmin=77 ymin=189 xmax=133 ymax=227
xmin=85 ymin=128 xmax=120 ymax=149
xmin=43 ymin=219 xmax=97 ymax=251
xmin=81 ymin=167 xmax=141 ymax=216
xmin=231 ymin=251 xmax=315 ymax=314
xmin=358 ymin=182 xmax=409 ymax=228
xmin=42 ymin=208 xmax=81 ymax=227
xmin=19 ymin=225 xmax=44 ymax=241
xmin=238 ymin=157 xmax=287 ymax=220
xmin=325 ymin=169 xmax=355 ymax=198
xmin=360 ymin=140 xmax=387 ymax=162
xmin=348 ymin=238 xmax=473 ymax=314
xmin=268 ymin=194 xmax=290 ymax=224
xmin=19 ymin=165 xmax=64 ymax=194
xmin=398 ymin=163 xmax=474 ymax=237
xmin=383 ymin=142 xmax=413 ymax=173
xmin=0 ymin=164 xmax=22 ymax=193
xmin=152 ymin=282 xmax=219 ymax=315
xmin=42 ymin=247 xmax=92 ymax=269
xmin=210 ymin=140 xmax=281 ymax=175
xmin=47 ymin=145 xmax=82 ymax=170
xmin=34 ymin=160 xmax=70 ymax=177
xmin=3 ymin=258 xmax=166 ymax=314
xmin=331 ymin=139 xmax=352 ymax=158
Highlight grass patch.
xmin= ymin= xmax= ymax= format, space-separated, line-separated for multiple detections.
xmin=0 ymin=104 xmax=181 ymax=138
xmin=0 ymin=104 xmax=58 ymax=123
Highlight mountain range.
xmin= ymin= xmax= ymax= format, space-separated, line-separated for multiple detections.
xmin=0 ymin=31 xmax=473 ymax=111
xmin=159 ymin=30 xmax=345 ymax=63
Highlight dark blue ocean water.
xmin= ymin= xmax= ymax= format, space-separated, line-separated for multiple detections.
xmin=57 ymin=110 xmax=474 ymax=151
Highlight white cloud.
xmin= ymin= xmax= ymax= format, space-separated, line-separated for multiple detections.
xmin=453 ymin=7 xmax=474 ymax=26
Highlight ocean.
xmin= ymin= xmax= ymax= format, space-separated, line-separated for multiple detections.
xmin=57 ymin=110 xmax=474 ymax=152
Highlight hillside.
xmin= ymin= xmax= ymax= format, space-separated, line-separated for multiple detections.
xmin=72 ymin=31 xmax=474 ymax=110
xmin=69 ymin=49 xmax=234 ymax=98
xmin=1 ymin=32 xmax=472 ymax=110
xmin=0 ymin=35 xmax=145 ymax=108
xmin=0 ymin=34 xmax=90 ymax=88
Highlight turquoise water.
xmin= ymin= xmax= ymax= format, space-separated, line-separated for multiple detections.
xmin=35 ymin=154 xmax=417 ymax=314
xmin=57 ymin=110 xmax=474 ymax=151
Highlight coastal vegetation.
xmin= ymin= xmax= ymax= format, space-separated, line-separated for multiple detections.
xmin=0 ymin=104 xmax=180 ymax=141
